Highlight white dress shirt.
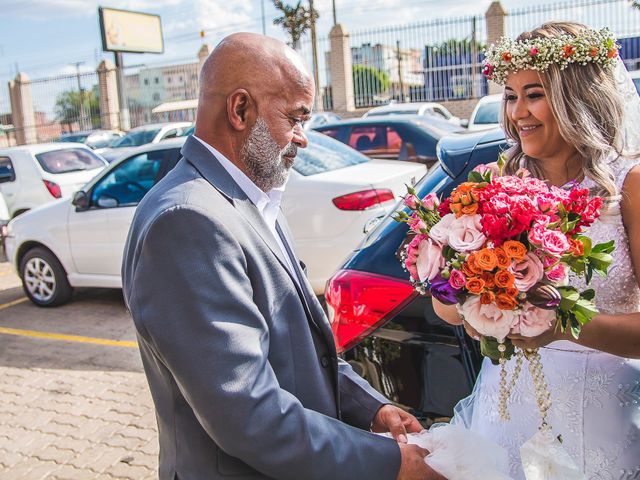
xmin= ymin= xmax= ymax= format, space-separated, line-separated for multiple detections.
xmin=193 ymin=135 xmax=297 ymax=275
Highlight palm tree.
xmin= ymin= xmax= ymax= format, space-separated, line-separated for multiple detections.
xmin=633 ymin=0 xmax=640 ymax=9
xmin=272 ymin=0 xmax=318 ymax=50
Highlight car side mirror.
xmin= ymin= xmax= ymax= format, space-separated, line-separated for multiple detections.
xmin=96 ymin=195 xmax=118 ymax=208
xmin=460 ymin=119 xmax=469 ymax=128
xmin=72 ymin=190 xmax=90 ymax=211
xmin=0 ymin=171 xmax=15 ymax=184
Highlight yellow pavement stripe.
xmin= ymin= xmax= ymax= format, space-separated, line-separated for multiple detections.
xmin=0 ymin=270 xmax=14 ymax=277
xmin=0 ymin=297 xmax=29 ymax=311
xmin=0 ymin=326 xmax=138 ymax=348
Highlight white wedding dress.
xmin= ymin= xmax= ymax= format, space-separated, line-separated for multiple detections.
xmin=452 ymin=159 xmax=640 ymax=479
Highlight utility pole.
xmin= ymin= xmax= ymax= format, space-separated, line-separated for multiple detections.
xmin=471 ymin=16 xmax=478 ymax=99
xmin=261 ymin=0 xmax=266 ymax=35
xmin=332 ymin=0 xmax=337 ymax=25
xmin=309 ymin=0 xmax=322 ymax=111
xmin=396 ymin=40 xmax=405 ymax=102
xmin=114 ymin=52 xmax=131 ymax=131
xmin=71 ymin=61 xmax=89 ymax=131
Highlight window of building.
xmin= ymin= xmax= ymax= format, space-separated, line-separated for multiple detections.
xmin=154 ymin=77 xmax=159 ymax=84
xmin=144 ymin=79 xmax=149 ymax=86
xmin=153 ymin=93 xmax=161 ymax=102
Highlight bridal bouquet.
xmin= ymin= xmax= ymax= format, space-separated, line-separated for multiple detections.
xmin=394 ymin=156 xmax=614 ymax=425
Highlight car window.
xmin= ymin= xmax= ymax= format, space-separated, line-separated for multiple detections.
xmin=87 ymin=134 xmax=114 ymax=149
xmin=0 ymin=156 xmax=16 ymax=182
xmin=348 ymin=125 xmax=404 ymax=158
xmin=293 ymin=132 xmax=368 ymax=176
xmin=91 ymin=150 xmax=166 ymax=207
xmin=473 ymin=101 xmax=501 ymax=125
xmin=60 ymin=134 xmax=89 ymax=143
xmin=318 ymin=128 xmax=340 ymax=139
xmin=111 ymin=128 xmax=161 ymax=147
xmin=368 ymin=109 xmax=418 ymax=117
xmin=35 ymin=148 xmax=105 ymax=174
xmin=633 ymin=78 xmax=640 ymax=95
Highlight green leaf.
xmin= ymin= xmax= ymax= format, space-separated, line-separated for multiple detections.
xmin=581 ymin=289 xmax=595 ymax=301
xmin=480 ymin=337 xmax=515 ymax=362
xmin=591 ymin=240 xmax=615 ymax=254
xmin=468 ymin=171 xmax=484 ymax=183
xmin=588 ymin=252 xmax=613 ymax=271
xmin=585 ymin=265 xmax=593 ymax=284
xmin=558 ymin=286 xmax=580 ymax=311
xmin=576 ymin=235 xmax=592 ymax=256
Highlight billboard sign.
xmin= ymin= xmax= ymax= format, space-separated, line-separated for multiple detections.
xmin=99 ymin=7 xmax=164 ymax=54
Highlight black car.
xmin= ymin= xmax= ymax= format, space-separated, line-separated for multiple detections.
xmin=325 ymin=127 xmax=508 ymax=425
xmin=313 ymin=115 xmax=464 ymax=168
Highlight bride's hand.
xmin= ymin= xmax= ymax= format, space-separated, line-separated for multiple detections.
xmin=507 ymin=323 xmax=564 ymax=349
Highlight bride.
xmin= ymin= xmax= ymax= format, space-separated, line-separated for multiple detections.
xmin=433 ymin=21 xmax=640 ymax=479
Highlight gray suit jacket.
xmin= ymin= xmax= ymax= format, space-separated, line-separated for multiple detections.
xmin=122 ymin=136 xmax=401 ymax=480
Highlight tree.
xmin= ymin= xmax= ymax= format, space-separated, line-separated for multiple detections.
xmin=633 ymin=0 xmax=640 ymax=9
xmin=55 ymin=90 xmax=100 ymax=131
xmin=272 ymin=0 xmax=318 ymax=50
xmin=352 ymin=65 xmax=390 ymax=107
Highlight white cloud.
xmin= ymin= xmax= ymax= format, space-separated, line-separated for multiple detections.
xmin=0 ymin=0 xmax=183 ymax=20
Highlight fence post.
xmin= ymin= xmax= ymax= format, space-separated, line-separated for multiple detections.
xmin=329 ymin=24 xmax=355 ymax=113
xmin=8 ymin=73 xmax=36 ymax=145
xmin=485 ymin=1 xmax=506 ymax=95
xmin=97 ymin=60 xmax=121 ymax=131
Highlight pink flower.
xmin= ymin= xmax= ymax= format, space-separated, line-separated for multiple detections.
xmin=510 ymin=303 xmax=555 ymax=337
xmin=542 ymin=254 xmax=557 ymax=269
xmin=408 ymin=213 xmax=427 ymax=233
xmin=428 ymin=213 xmax=456 ymax=245
xmin=422 ymin=193 xmax=439 ymax=211
xmin=528 ymin=220 xmax=548 ymax=246
xmin=540 ymin=230 xmax=570 ymax=256
xmin=404 ymin=234 xmax=426 ymax=280
xmin=449 ymin=269 xmax=467 ymax=289
xmin=530 ymin=47 xmax=539 ymax=56
xmin=546 ymin=262 xmax=568 ymax=284
xmin=416 ymin=237 xmax=445 ymax=282
xmin=448 ymin=214 xmax=487 ymax=253
xmin=510 ymin=252 xmax=544 ymax=292
xmin=404 ymin=194 xmax=419 ymax=209
xmin=459 ymin=295 xmax=518 ymax=341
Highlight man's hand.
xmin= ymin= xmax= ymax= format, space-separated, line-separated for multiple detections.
xmin=397 ymin=443 xmax=446 ymax=480
xmin=371 ymin=404 xmax=422 ymax=444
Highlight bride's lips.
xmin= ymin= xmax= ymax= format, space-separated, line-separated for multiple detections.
xmin=518 ymin=124 xmax=542 ymax=138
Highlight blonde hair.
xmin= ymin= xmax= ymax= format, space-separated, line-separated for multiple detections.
xmin=501 ymin=21 xmax=624 ymax=203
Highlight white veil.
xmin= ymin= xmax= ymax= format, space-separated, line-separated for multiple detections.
xmin=614 ymin=58 xmax=640 ymax=155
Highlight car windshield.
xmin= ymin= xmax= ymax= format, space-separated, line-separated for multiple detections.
xmin=35 ymin=148 xmax=105 ymax=174
xmin=293 ymin=132 xmax=368 ymax=176
xmin=60 ymin=134 xmax=89 ymax=143
xmin=413 ymin=118 xmax=462 ymax=136
xmin=111 ymin=128 xmax=161 ymax=147
xmin=368 ymin=109 xmax=419 ymax=116
xmin=474 ymin=101 xmax=501 ymax=125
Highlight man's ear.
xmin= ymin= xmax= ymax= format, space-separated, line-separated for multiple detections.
xmin=227 ymin=89 xmax=252 ymax=131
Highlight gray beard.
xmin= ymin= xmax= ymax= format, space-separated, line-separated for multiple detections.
xmin=240 ymin=117 xmax=297 ymax=192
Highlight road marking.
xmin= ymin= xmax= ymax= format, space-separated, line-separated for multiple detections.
xmin=0 ymin=270 xmax=14 ymax=277
xmin=0 ymin=297 xmax=28 ymax=311
xmin=0 ymin=326 xmax=138 ymax=348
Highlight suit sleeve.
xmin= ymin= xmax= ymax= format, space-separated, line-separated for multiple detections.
xmin=127 ymin=206 xmax=401 ymax=480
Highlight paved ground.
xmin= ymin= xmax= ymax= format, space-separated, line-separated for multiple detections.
xmin=0 ymin=262 xmax=159 ymax=479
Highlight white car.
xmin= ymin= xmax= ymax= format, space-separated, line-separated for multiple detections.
xmin=5 ymin=132 xmax=426 ymax=306
xmin=363 ymin=102 xmax=461 ymax=125
xmin=0 ymin=143 xmax=108 ymax=219
xmin=98 ymin=121 xmax=192 ymax=162
xmin=465 ymin=94 xmax=502 ymax=131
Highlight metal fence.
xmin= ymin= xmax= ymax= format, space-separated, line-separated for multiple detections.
xmin=348 ymin=15 xmax=487 ymax=108
xmin=299 ymin=35 xmax=333 ymax=110
xmin=25 ymin=70 xmax=102 ymax=143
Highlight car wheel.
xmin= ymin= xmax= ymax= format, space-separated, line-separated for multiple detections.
xmin=20 ymin=247 xmax=73 ymax=307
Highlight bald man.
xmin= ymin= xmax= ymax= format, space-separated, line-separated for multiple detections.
xmin=122 ymin=33 xmax=441 ymax=480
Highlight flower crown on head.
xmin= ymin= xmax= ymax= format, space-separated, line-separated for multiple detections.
xmin=482 ymin=27 xmax=620 ymax=85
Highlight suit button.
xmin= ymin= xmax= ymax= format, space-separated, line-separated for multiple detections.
xmin=321 ymin=355 xmax=329 ymax=368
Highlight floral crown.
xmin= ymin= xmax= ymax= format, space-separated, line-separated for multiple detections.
xmin=482 ymin=27 xmax=620 ymax=85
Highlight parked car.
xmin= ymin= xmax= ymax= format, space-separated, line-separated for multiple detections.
xmin=631 ymin=69 xmax=640 ymax=95
xmin=0 ymin=143 xmax=108 ymax=219
xmin=99 ymin=122 xmax=192 ymax=162
xmin=0 ymin=192 xmax=8 ymax=262
xmin=303 ymin=112 xmax=342 ymax=130
xmin=464 ymin=94 xmax=502 ymax=131
xmin=324 ymin=127 xmax=507 ymax=424
xmin=59 ymin=130 xmax=124 ymax=149
xmin=363 ymin=102 xmax=461 ymax=125
xmin=313 ymin=115 xmax=464 ymax=168
xmin=4 ymin=132 xmax=426 ymax=306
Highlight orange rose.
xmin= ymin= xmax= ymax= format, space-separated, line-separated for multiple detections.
xmin=494 ymin=269 xmax=515 ymax=288
xmin=568 ymin=238 xmax=584 ymax=256
xmin=607 ymin=48 xmax=618 ymax=59
xmin=476 ymin=248 xmax=498 ymax=271
xmin=502 ymin=240 xmax=527 ymax=261
xmin=494 ymin=247 xmax=511 ymax=269
xmin=457 ymin=182 xmax=475 ymax=193
xmin=480 ymin=291 xmax=496 ymax=305
xmin=450 ymin=202 xmax=463 ymax=216
xmin=505 ymin=286 xmax=519 ymax=298
xmin=461 ymin=204 xmax=479 ymax=215
xmin=465 ymin=277 xmax=485 ymax=295
xmin=481 ymin=272 xmax=496 ymax=289
xmin=496 ymin=293 xmax=518 ymax=310
xmin=466 ymin=253 xmax=483 ymax=274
